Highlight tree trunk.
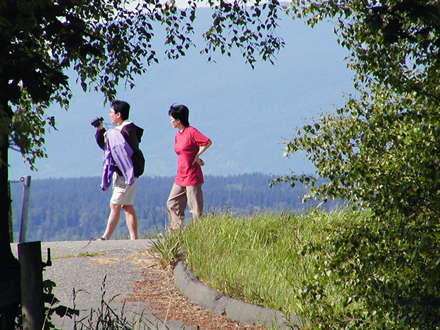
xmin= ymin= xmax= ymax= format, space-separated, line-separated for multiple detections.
xmin=0 ymin=103 xmax=20 ymax=329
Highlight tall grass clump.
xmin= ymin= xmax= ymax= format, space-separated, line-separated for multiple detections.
xmin=74 ymin=277 xmax=164 ymax=330
xmin=150 ymin=232 xmax=184 ymax=268
xmin=173 ymin=208 xmax=370 ymax=327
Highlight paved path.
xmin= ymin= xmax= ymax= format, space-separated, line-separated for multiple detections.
xmin=11 ymin=239 xmax=300 ymax=330
xmin=11 ymin=239 xmax=195 ymax=330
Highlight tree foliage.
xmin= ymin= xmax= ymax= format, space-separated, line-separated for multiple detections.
xmin=279 ymin=82 xmax=440 ymax=219
xmin=290 ymin=0 xmax=440 ymax=98
xmin=297 ymin=210 xmax=440 ymax=329
xmin=279 ymin=0 xmax=440 ymax=211
xmin=2 ymin=0 xmax=284 ymax=168
xmin=273 ymin=1 xmax=440 ymax=328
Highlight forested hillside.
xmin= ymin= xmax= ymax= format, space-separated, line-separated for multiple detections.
xmin=10 ymin=173 xmax=328 ymax=242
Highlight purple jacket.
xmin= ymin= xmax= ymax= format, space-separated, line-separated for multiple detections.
xmin=96 ymin=122 xmax=145 ymax=178
xmin=101 ymin=129 xmax=134 ymax=191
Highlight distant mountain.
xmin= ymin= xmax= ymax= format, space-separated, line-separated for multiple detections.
xmin=10 ymin=173 xmax=335 ymax=242
xmin=8 ymin=8 xmax=353 ymax=182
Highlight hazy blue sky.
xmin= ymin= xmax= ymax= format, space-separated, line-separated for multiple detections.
xmin=9 ymin=9 xmax=353 ymax=181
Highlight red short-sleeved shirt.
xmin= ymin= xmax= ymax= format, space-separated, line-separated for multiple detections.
xmin=173 ymin=126 xmax=211 ymax=187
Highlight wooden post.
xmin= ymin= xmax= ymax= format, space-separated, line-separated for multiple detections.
xmin=18 ymin=241 xmax=44 ymax=330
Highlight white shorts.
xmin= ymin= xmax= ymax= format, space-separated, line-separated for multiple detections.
xmin=110 ymin=173 xmax=138 ymax=205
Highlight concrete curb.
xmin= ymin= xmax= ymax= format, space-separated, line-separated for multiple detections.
xmin=173 ymin=261 xmax=302 ymax=330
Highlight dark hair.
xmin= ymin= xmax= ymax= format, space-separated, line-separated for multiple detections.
xmin=111 ymin=100 xmax=130 ymax=120
xmin=168 ymin=104 xmax=190 ymax=127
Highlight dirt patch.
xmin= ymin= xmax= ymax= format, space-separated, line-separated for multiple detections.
xmin=124 ymin=251 xmax=266 ymax=330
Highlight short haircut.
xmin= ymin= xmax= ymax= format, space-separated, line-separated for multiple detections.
xmin=168 ymin=104 xmax=190 ymax=127
xmin=111 ymin=100 xmax=130 ymax=120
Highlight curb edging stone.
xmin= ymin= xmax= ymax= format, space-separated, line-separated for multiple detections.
xmin=173 ymin=261 xmax=302 ymax=330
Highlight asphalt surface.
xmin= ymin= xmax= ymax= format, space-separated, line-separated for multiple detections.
xmin=11 ymin=239 xmax=301 ymax=330
xmin=11 ymin=239 xmax=195 ymax=330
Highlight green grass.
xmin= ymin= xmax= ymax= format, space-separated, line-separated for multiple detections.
xmin=153 ymin=208 xmax=371 ymax=328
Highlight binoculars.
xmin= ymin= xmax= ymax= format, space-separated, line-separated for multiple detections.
xmin=91 ymin=117 xmax=104 ymax=127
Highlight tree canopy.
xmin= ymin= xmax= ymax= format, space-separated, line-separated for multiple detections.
xmin=274 ymin=1 xmax=440 ymax=328
xmin=278 ymin=0 xmax=440 ymax=217
xmin=3 ymin=0 xmax=283 ymax=167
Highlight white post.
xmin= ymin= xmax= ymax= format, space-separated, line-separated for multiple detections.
xmin=19 ymin=175 xmax=32 ymax=243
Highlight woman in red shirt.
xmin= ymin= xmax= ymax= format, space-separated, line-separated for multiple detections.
xmin=167 ymin=104 xmax=212 ymax=230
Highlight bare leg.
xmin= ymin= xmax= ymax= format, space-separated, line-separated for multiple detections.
xmin=101 ymin=203 xmax=121 ymax=240
xmin=123 ymin=204 xmax=138 ymax=240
